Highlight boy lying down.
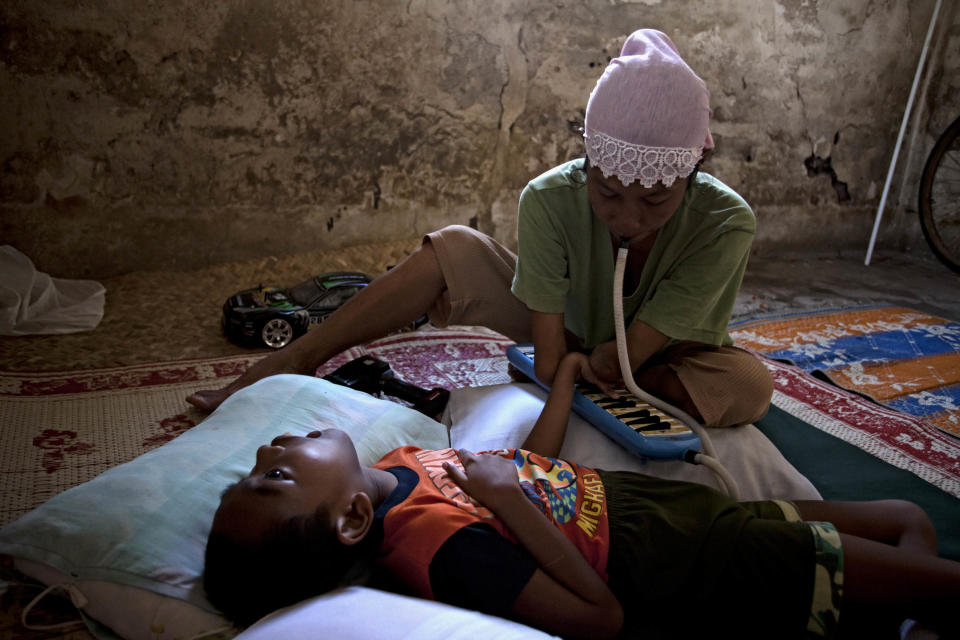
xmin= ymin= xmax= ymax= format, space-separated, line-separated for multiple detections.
xmin=204 ymin=352 xmax=960 ymax=639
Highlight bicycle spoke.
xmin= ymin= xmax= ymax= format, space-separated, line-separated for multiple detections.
xmin=918 ymin=116 xmax=960 ymax=272
xmin=941 ymin=151 xmax=960 ymax=172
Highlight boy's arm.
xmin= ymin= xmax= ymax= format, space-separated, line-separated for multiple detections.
xmin=522 ymin=352 xmax=617 ymax=458
xmin=444 ymin=452 xmax=623 ymax=639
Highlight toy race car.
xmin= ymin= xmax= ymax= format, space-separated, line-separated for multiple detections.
xmin=222 ymin=272 xmax=372 ymax=349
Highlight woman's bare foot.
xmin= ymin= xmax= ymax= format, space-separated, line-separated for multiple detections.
xmin=186 ymin=347 xmax=309 ymax=412
xmin=186 ymin=387 xmax=236 ymax=412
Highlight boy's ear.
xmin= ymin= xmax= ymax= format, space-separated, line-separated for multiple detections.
xmin=335 ymin=492 xmax=374 ymax=546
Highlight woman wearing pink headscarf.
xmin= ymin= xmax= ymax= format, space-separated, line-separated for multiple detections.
xmin=510 ymin=28 xmax=770 ymax=427
xmin=188 ymin=29 xmax=772 ymax=428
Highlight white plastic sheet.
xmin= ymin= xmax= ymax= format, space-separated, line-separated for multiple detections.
xmin=0 ymin=245 xmax=105 ymax=335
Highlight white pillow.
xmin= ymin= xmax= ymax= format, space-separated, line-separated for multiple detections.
xmin=0 ymin=374 xmax=451 ymax=640
xmin=446 ymin=383 xmax=821 ymax=502
xmin=236 ymin=586 xmax=557 ymax=640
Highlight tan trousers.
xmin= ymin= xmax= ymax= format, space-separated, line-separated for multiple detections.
xmin=425 ymin=225 xmax=773 ymax=427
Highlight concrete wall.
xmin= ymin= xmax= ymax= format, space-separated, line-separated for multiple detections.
xmin=1 ymin=0 xmax=957 ymax=278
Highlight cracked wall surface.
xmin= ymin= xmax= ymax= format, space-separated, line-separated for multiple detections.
xmin=1 ymin=0 xmax=957 ymax=277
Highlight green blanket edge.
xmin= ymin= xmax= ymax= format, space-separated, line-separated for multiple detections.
xmin=755 ymin=405 xmax=959 ymax=561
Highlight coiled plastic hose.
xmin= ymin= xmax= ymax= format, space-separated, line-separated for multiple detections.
xmin=612 ymin=240 xmax=740 ymax=498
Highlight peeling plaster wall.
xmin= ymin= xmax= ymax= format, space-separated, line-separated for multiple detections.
xmin=1 ymin=0 xmax=957 ymax=278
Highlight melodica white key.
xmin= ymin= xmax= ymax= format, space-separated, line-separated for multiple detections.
xmin=506 ymin=344 xmax=702 ymax=461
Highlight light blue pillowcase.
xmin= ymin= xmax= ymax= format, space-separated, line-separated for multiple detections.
xmin=0 ymin=374 xmax=450 ymax=613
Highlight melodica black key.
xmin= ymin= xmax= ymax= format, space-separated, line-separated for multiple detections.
xmin=506 ymin=344 xmax=702 ymax=461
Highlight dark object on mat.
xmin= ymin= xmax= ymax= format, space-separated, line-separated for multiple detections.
xmin=222 ymin=272 xmax=372 ymax=349
xmin=324 ymin=355 xmax=450 ymax=420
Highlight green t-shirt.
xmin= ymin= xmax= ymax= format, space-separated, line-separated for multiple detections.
xmin=511 ymin=158 xmax=755 ymax=350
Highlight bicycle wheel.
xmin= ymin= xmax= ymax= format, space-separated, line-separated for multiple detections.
xmin=918 ymin=115 xmax=960 ymax=273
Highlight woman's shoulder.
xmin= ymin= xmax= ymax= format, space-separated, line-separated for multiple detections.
xmin=690 ymin=172 xmax=752 ymax=213
xmin=519 ymin=159 xmax=591 ymax=225
xmin=685 ymin=172 xmax=756 ymax=232
xmin=526 ymin=158 xmax=588 ymax=193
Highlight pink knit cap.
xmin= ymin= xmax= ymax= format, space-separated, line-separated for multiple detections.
xmin=584 ymin=29 xmax=714 ymax=188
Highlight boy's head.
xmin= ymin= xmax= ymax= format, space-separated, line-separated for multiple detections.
xmin=203 ymin=429 xmax=377 ymax=626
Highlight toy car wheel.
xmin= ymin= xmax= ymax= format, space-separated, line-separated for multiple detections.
xmin=261 ymin=318 xmax=294 ymax=349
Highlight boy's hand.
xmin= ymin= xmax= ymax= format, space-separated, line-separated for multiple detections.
xmin=444 ymin=450 xmax=520 ymax=510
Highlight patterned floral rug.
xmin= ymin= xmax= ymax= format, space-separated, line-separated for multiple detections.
xmin=731 ymin=306 xmax=960 ymax=437
xmin=3 ymin=321 xmax=959 ymax=639
xmin=0 ymin=354 xmax=265 ymax=528
xmin=0 ymin=325 xmax=514 ymax=528
xmin=758 ymin=355 xmax=960 ymax=498
xmin=314 ymin=324 xmax=515 ymax=389
xmin=4 ymin=317 xmax=958 ymax=532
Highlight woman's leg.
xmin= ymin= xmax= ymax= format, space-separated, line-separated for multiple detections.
xmin=187 ymin=225 xmax=530 ymax=412
xmin=635 ymin=343 xmax=773 ymax=427
xmin=187 ymin=238 xmax=448 ymax=411
xmin=632 ymin=363 xmax=703 ymax=420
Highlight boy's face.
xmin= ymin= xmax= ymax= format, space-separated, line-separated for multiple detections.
xmin=215 ymin=429 xmax=363 ymax=540
xmin=586 ymin=165 xmax=688 ymax=242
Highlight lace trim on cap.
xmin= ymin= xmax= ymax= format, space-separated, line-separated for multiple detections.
xmin=584 ymin=131 xmax=703 ymax=188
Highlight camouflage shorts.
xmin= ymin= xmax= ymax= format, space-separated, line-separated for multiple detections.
xmin=804 ymin=522 xmax=844 ymax=639
xmin=769 ymin=502 xmax=844 ymax=639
